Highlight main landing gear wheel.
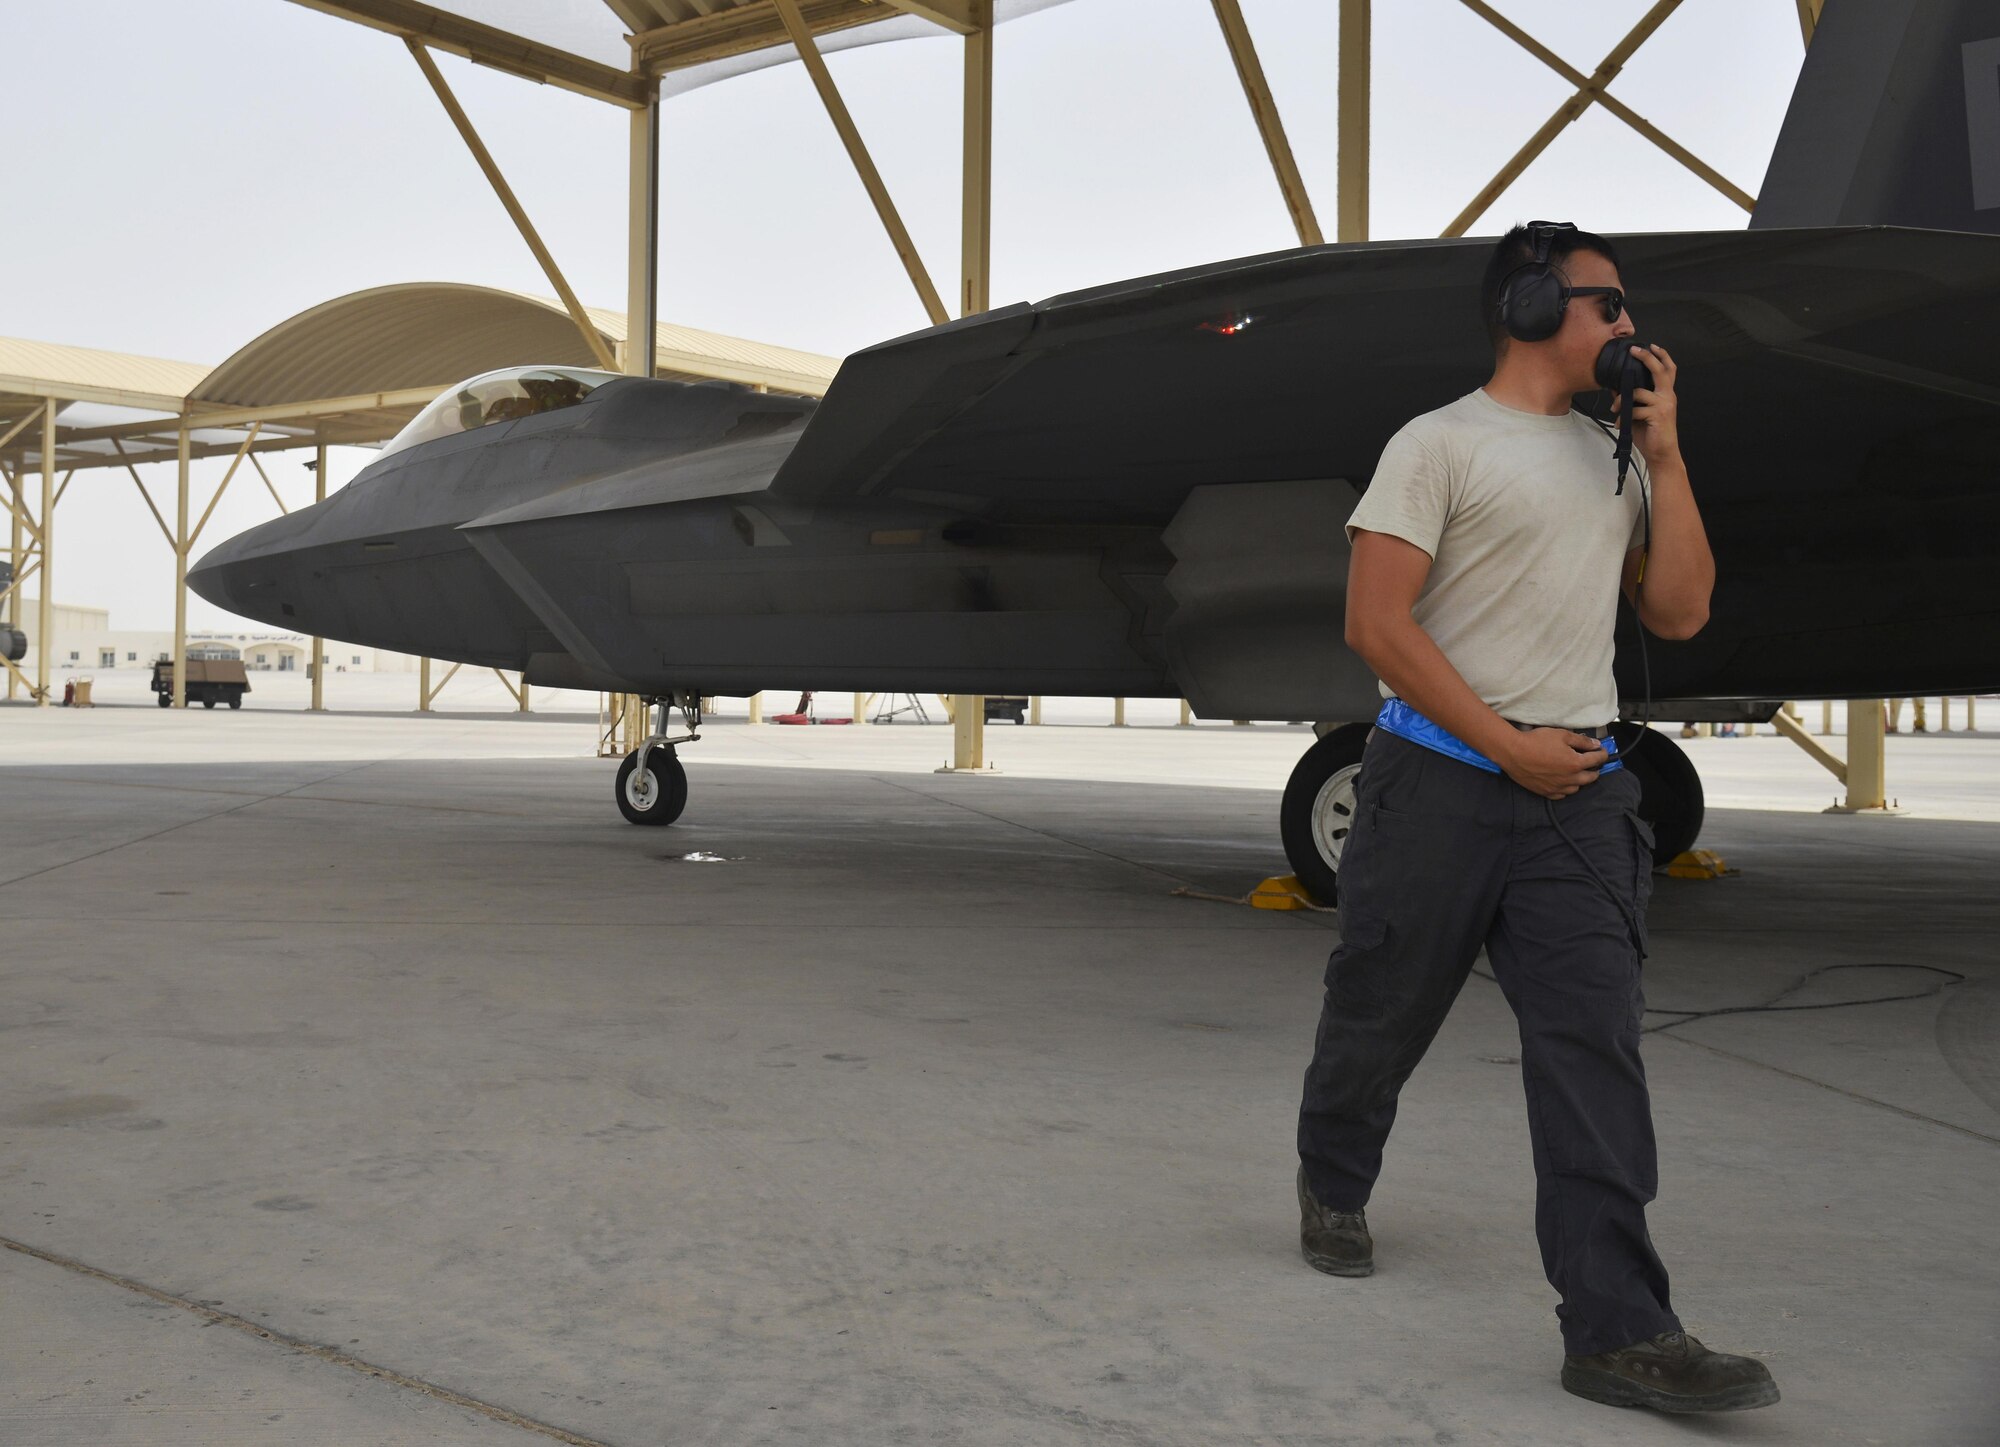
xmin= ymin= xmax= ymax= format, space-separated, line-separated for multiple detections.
xmin=616 ymin=746 xmax=688 ymax=826
xmin=1280 ymin=723 xmax=1373 ymax=907
xmin=1610 ymin=723 xmax=1704 ymax=867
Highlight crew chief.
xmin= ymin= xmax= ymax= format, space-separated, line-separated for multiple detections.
xmin=1293 ymin=222 xmax=1779 ymax=1414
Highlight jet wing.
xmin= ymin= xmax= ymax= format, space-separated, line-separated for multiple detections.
xmin=770 ymin=226 xmax=2000 ymax=520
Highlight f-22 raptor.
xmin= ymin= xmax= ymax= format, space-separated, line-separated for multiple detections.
xmin=193 ymin=0 xmax=2000 ymax=902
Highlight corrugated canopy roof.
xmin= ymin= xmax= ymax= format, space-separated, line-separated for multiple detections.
xmin=284 ymin=1 xmax=1077 ymax=103
xmin=1 ymin=283 xmax=839 ymax=475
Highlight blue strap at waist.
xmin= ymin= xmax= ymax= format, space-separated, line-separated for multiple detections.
xmin=1374 ymin=698 xmax=1622 ymax=775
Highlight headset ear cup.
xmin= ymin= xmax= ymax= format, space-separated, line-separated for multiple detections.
xmin=1504 ymin=269 xmax=1566 ymax=342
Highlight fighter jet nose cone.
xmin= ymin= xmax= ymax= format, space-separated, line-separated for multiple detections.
xmin=188 ymin=511 xmax=319 ymax=627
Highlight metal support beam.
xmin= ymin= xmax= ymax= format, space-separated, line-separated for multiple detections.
xmin=1443 ymin=0 xmax=1685 ymax=238
xmin=1210 ymin=0 xmax=1323 ymax=247
xmin=35 ymin=399 xmax=55 ymax=705
xmin=65 ymin=386 xmax=450 ymax=443
xmin=0 ymin=465 xmax=40 ymax=545
xmin=852 ymin=691 xmax=868 ymax=725
xmin=250 ymin=453 xmax=290 ymax=515
xmin=632 ymin=1 xmax=894 ymax=77
xmin=310 ymin=445 xmax=327 ymax=712
xmin=1453 ymin=0 xmax=1752 ymax=214
xmin=944 ymin=2 xmax=995 ymax=770
xmin=1828 ymin=700 xmax=1891 ymax=813
xmin=0 ymin=409 xmax=39 ymax=457
xmin=1338 ymin=0 xmax=1370 ymax=242
xmin=774 ymin=0 xmax=950 ymax=326
xmin=173 ymin=427 xmax=189 ymax=709
xmin=872 ymin=0 xmax=978 ymax=32
xmin=112 ymin=441 xmax=176 ymax=549
xmin=943 ymin=696 xmax=985 ymax=772
xmin=284 ymin=0 xmax=648 ymax=106
xmin=961 ymin=2 xmax=992 ymax=316
xmin=626 ymin=81 xmax=662 ymax=380
xmin=5 ymin=464 xmax=20 ymax=701
xmin=407 ymin=39 xmax=621 ymax=371
xmin=189 ymin=424 xmax=262 ymax=551
xmin=1796 ymin=0 xmax=1825 ymax=49
xmin=1770 ymin=705 xmax=1845 ymax=783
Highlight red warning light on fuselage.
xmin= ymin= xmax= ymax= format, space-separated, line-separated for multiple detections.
xmin=1198 ymin=314 xmax=1256 ymax=337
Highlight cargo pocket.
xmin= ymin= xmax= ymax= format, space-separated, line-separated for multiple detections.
xmin=1625 ymin=811 xmax=1655 ymax=960
xmin=1325 ymin=913 xmax=1391 ymax=1019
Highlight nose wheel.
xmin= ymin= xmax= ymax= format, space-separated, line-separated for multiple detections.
xmin=615 ymin=693 xmax=700 ymax=826
xmin=1279 ymin=723 xmax=1373 ymax=906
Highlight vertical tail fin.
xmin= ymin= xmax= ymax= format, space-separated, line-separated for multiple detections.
xmin=1753 ymin=0 xmax=2000 ymax=233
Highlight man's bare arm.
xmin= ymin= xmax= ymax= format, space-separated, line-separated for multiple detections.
xmin=1346 ymin=529 xmax=1609 ymax=799
xmin=1616 ymin=344 xmax=1714 ymax=639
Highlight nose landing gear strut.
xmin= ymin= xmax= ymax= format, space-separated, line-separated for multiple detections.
xmin=616 ymin=692 xmax=701 ymax=826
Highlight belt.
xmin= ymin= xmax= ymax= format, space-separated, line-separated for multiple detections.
xmin=1375 ymin=699 xmax=1623 ymax=775
xmin=1508 ymin=720 xmax=1613 ymax=740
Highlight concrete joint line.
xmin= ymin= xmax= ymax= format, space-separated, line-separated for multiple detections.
xmin=0 ymin=1236 xmax=623 ymax=1447
xmin=1655 ymin=1033 xmax=2000 ymax=1147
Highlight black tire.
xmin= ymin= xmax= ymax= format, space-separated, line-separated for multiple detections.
xmin=202 ymin=698 xmax=216 ymax=709
xmin=228 ymin=697 xmax=242 ymax=709
xmin=1610 ymin=723 xmax=1703 ymax=867
xmin=157 ymin=692 xmax=170 ymax=708
xmin=1279 ymin=723 xmax=1373 ymax=906
xmin=615 ymin=746 xmax=687 ymax=826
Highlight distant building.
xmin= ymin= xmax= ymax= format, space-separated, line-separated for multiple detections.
xmin=14 ymin=599 xmax=419 ymax=676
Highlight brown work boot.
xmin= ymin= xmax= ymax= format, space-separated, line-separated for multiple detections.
xmin=1296 ymin=1165 xmax=1373 ymax=1277
xmin=1562 ymin=1330 xmax=1779 ymax=1413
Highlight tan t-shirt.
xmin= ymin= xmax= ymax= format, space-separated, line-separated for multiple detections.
xmin=1347 ymin=388 xmax=1646 ymax=728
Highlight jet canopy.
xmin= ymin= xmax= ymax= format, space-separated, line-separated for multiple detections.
xmin=379 ymin=366 xmax=621 ymax=459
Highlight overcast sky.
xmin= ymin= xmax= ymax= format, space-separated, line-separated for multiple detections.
xmin=5 ymin=0 xmax=1808 ymax=631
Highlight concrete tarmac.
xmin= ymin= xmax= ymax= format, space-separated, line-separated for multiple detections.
xmin=3 ymin=697 xmax=1996 ymax=1446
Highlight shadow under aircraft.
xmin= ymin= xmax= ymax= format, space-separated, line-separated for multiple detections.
xmin=194 ymin=0 xmax=2000 ymax=903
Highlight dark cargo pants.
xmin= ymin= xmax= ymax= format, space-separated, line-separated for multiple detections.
xmin=1297 ymin=729 xmax=1680 ymax=1356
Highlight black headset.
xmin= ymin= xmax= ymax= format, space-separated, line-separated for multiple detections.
xmin=1495 ymin=219 xmax=1579 ymax=343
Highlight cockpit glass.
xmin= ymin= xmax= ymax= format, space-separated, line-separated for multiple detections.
xmin=377 ymin=366 xmax=620 ymax=460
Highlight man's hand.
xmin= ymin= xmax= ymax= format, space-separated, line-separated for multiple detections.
xmin=1611 ymin=342 xmax=1681 ymax=468
xmin=1499 ymin=728 xmax=1609 ymax=799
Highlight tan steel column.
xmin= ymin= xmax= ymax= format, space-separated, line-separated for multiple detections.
xmin=1829 ymin=700 xmax=1891 ymax=813
xmin=1178 ymin=700 xmax=1192 ymax=726
xmin=1338 ymin=0 xmax=1370 ymax=242
xmin=962 ymin=3 xmax=993 ymax=316
xmin=852 ymin=691 xmax=868 ymax=725
xmin=6 ymin=463 xmax=20 ymax=701
xmin=35 ymin=399 xmax=55 ymax=705
xmin=419 ymin=656 xmax=433 ymax=713
xmin=309 ymin=444 xmax=327 ymax=711
xmin=1112 ymin=697 xmax=1126 ymax=726
xmin=169 ymin=425 xmax=191 ymax=708
xmin=627 ymin=82 xmax=661 ymax=380
xmin=1029 ymin=695 xmax=1042 ymax=725
xmin=747 ymin=691 xmax=763 ymax=724
xmin=948 ymin=696 xmax=984 ymax=771
xmin=947 ymin=9 xmax=996 ymax=769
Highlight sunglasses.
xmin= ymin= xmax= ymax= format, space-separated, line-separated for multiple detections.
xmin=1568 ymin=286 xmax=1626 ymax=324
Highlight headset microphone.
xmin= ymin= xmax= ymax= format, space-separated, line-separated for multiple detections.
xmin=1594 ymin=338 xmax=1650 ymax=494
